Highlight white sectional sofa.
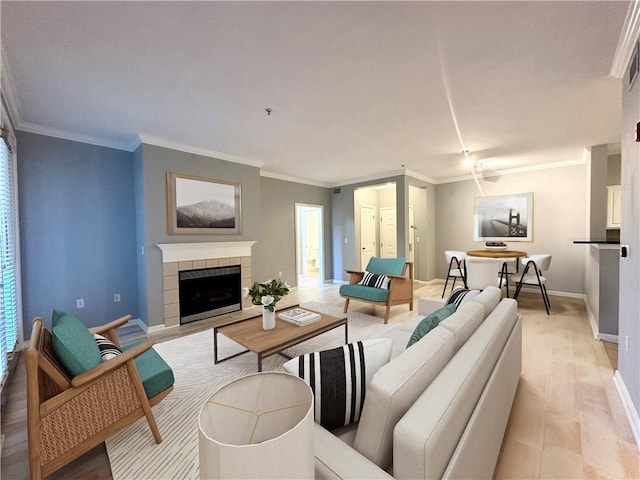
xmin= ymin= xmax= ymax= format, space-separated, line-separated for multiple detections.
xmin=314 ymin=286 xmax=522 ymax=480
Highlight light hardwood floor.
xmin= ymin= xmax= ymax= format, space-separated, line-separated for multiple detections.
xmin=2 ymin=282 xmax=638 ymax=479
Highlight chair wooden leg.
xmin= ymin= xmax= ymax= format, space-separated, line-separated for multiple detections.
xmin=126 ymin=362 xmax=162 ymax=444
xmin=384 ymin=305 xmax=391 ymax=324
xmin=343 ymin=298 xmax=350 ymax=313
xmin=28 ymin=455 xmax=41 ymax=480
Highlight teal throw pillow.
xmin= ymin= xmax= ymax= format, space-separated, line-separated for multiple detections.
xmin=406 ymin=304 xmax=457 ymax=348
xmin=52 ymin=309 xmax=102 ymax=377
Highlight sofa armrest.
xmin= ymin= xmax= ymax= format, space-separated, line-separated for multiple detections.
xmin=418 ymin=296 xmax=446 ymax=316
xmin=314 ymin=424 xmax=393 ymax=480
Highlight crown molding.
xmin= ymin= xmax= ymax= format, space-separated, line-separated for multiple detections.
xmin=1 ymin=47 xmax=22 ymax=130
xmin=137 ymin=134 xmax=264 ymax=168
xmin=262 ymin=168 xmax=438 ymax=189
xmin=260 ymin=170 xmax=330 ymax=188
xmin=17 ymin=121 xmax=135 ymax=151
xmin=610 ymin=0 xmax=640 ymax=78
xmin=404 ymin=169 xmax=437 ymax=185
xmin=435 ymin=158 xmax=586 ymax=185
xmin=327 ymin=169 xmax=411 ymax=188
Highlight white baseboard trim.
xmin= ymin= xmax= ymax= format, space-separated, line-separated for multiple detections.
xmin=543 ymin=288 xmax=583 ymax=299
xmin=147 ymin=323 xmax=179 ymax=334
xmin=599 ymin=333 xmax=619 ymax=343
xmin=581 ymin=296 xmax=618 ymax=342
xmin=583 ymin=296 xmax=600 ymax=340
xmin=613 ymin=370 xmax=640 ymax=450
xmin=328 ymin=279 xmax=348 ymax=285
xmin=127 ymin=318 xmax=148 ymax=333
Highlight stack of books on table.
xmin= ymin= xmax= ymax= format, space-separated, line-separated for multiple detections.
xmin=278 ymin=308 xmax=321 ymax=326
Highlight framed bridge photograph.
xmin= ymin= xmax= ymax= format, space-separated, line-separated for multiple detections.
xmin=167 ymin=171 xmax=242 ymax=235
xmin=473 ymin=192 xmax=533 ymax=242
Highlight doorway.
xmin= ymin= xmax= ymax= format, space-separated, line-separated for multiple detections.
xmin=295 ymin=204 xmax=324 ymax=289
xmin=354 ymin=182 xmax=397 ymax=269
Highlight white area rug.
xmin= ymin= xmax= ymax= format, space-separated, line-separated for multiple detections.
xmin=105 ymin=302 xmax=396 ymax=480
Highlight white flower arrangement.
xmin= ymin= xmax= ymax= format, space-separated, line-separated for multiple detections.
xmin=243 ymin=278 xmax=290 ymax=312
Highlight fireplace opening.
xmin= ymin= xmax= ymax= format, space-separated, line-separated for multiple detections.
xmin=179 ymin=265 xmax=241 ymax=324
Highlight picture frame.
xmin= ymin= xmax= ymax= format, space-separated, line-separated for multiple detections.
xmin=167 ymin=171 xmax=242 ymax=235
xmin=473 ymin=192 xmax=533 ymax=242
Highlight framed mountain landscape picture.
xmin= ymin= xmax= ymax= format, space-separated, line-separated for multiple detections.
xmin=167 ymin=171 xmax=242 ymax=234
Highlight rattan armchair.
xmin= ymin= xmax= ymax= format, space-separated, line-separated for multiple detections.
xmin=26 ymin=315 xmax=173 ymax=480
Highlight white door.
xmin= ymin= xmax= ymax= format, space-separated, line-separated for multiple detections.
xmin=380 ymin=207 xmax=397 ymax=258
xmin=360 ymin=205 xmax=376 ymax=269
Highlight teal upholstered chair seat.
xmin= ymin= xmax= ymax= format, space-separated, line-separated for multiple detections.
xmin=123 ymin=342 xmax=175 ymax=399
xmin=340 ymin=257 xmax=414 ymax=324
xmin=339 ymin=284 xmax=390 ymax=303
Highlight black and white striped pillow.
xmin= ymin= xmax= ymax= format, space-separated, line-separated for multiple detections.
xmin=358 ymin=271 xmax=390 ymax=289
xmin=445 ymin=288 xmax=481 ymax=308
xmin=283 ymin=338 xmax=392 ymax=430
xmin=93 ymin=333 xmax=122 ymax=361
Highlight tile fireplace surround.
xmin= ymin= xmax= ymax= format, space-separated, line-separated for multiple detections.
xmin=156 ymin=241 xmax=256 ymax=328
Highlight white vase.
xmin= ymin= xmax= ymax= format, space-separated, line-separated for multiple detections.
xmin=262 ymin=307 xmax=276 ymax=330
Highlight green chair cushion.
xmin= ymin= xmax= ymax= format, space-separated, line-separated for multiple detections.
xmin=406 ymin=304 xmax=457 ymax=348
xmin=51 ymin=309 xmax=102 ymax=377
xmin=366 ymin=257 xmax=406 ymax=276
xmin=340 ymin=284 xmax=390 ymax=302
xmin=123 ymin=342 xmax=175 ymax=399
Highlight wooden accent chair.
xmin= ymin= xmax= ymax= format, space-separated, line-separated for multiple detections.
xmin=26 ymin=314 xmax=174 ymax=480
xmin=339 ymin=257 xmax=414 ymax=324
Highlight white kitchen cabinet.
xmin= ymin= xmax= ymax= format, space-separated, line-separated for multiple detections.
xmin=607 ymin=185 xmax=621 ymax=229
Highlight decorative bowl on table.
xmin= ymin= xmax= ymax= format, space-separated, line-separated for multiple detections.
xmin=484 ymin=242 xmax=508 ymax=252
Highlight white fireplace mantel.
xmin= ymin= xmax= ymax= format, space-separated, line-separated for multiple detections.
xmin=156 ymin=241 xmax=256 ymax=263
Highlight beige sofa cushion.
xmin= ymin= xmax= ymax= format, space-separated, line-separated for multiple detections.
xmin=438 ymin=301 xmax=485 ymax=350
xmin=469 ymin=285 xmax=501 ymax=316
xmin=352 ymin=326 xmax=455 ymax=469
xmin=393 ymin=299 xmax=518 ymax=480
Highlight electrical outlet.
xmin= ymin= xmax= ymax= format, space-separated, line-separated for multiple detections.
xmin=114 ymin=293 xmax=121 ymax=302
xmin=625 ymin=335 xmax=629 ymax=352
xmin=278 ymin=271 xmax=283 ymax=278
xmin=76 ymin=299 xmax=84 ymax=309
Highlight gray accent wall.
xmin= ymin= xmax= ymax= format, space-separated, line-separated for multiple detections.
xmin=254 ymin=177 xmax=333 ymax=283
xmin=408 ymin=178 xmax=436 ymax=281
xmin=135 ymin=144 xmax=261 ymax=328
xmin=17 ymin=132 xmax=138 ymax=338
xmin=619 ymin=55 xmax=640 ymax=423
xmin=588 ymin=144 xmax=609 ymax=238
xmin=435 ymin=164 xmax=588 ymax=294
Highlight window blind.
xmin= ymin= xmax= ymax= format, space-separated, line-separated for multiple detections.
xmin=0 ymin=136 xmax=18 ymax=383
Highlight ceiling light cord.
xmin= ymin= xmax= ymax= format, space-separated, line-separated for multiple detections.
xmin=439 ymin=58 xmax=467 ymax=154
xmin=437 ymin=39 xmax=485 ymax=196
xmin=471 ymin=166 xmax=485 ymax=197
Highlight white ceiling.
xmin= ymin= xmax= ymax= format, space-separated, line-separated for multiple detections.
xmin=1 ymin=1 xmax=628 ymax=186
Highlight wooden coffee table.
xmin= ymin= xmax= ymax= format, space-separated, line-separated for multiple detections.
xmin=214 ymin=305 xmax=348 ymax=371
